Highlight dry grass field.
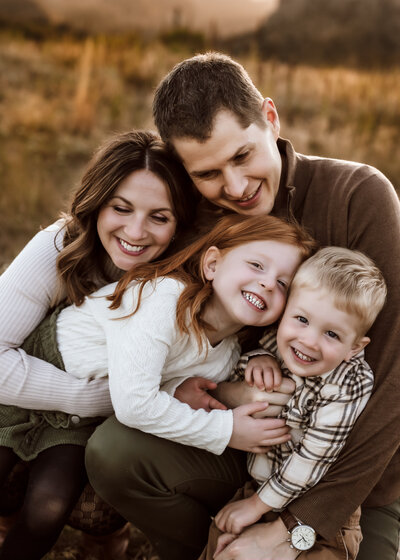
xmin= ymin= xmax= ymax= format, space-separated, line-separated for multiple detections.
xmin=1 ymin=28 xmax=400 ymax=559
xmin=1 ymin=29 xmax=400 ymax=268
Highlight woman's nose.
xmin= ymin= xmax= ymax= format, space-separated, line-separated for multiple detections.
xmin=124 ymin=216 xmax=147 ymax=240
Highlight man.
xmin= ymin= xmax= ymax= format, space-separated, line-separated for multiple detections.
xmin=86 ymin=52 xmax=400 ymax=560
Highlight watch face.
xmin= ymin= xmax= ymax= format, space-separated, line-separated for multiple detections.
xmin=291 ymin=524 xmax=316 ymax=551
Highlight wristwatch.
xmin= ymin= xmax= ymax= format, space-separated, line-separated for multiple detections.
xmin=280 ymin=509 xmax=316 ymax=551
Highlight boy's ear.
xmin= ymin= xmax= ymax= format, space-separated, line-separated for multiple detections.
xmin=202 ymin=246 xmax=221 ymax=281
xmin=344 ymin=336 xmax=370 ymax=362
xmin=261 ymin=97 xmax=280 ymax=139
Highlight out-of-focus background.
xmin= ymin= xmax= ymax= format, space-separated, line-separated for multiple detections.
xmin=1 ymin=1 xmax=400 ymax=558
xmin=2 ymin=0 xmax=400 ymax=270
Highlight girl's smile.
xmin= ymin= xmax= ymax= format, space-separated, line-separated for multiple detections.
xmin=201 ymin=239 xmax=303 ymax=344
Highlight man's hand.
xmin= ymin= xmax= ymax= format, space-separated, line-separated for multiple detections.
xmin=214 ymin=517 xmax=299 ymax=560
xmin=215 ymin=493 xmax=270 ymax=535
xmin=229 ymin=403 xmax=291 ymax=453
xmin=245 ymin=355 xmax=282 ymax=392
xmin=174 ymin=377 xmax=227 ymax=411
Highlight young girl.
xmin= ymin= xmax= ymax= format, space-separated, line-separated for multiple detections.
xmin=0 ymin=214 xmax=314 ymax=559
xmin=0 ymin=129 xmax=198 ymax=559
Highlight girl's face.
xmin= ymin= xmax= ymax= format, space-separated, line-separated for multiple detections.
xmin=97 ymin=169 xmax=177 ymax=271
xmin=203 ymin=239 xmax=303 ymax=336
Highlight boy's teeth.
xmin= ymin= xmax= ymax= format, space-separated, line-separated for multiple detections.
xmin=293 ymin=348 xmax=314 ymax=362
xmin=242 ymin=291 xmax=265 ymax=309
xmin=120 ymin=239 xmax=145 ymax=252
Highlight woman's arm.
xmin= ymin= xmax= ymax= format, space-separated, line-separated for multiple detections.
xmin=0 ymin=223 xmax=113 ymax=416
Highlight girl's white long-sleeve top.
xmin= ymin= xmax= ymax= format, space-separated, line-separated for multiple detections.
xmin=0 ymin=222 xmax=113 ymax=417
xmin=56 ymin=277 xmax=240 ymax=455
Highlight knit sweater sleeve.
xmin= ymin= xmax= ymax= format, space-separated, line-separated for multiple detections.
xmin=0 ymin=223 xmax=113 ymax=417
xmin=106 ymin=280 xmax=234 ymax=455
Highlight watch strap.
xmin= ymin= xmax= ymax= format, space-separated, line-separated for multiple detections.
xmin=280 ymin=509 xmax=300 ymax=532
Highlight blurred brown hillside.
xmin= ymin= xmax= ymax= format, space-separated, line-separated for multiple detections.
xmin=1 ymin=21 xmax=400 ymax=269
xmin=228 ymin=0 xmax=400 ymax=68
xmin=0 ymin=0 xmax=277 ymax=37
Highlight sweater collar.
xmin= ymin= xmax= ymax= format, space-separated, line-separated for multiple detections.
xmin=272 ymin=137 xmax=309 ymax=221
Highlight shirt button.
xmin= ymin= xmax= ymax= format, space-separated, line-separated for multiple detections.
xmin=71 ymin=415 xmax=80 ymax=424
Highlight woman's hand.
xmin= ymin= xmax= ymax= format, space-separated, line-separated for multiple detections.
xmin=174 ymin=377 xmax=227 ymax=411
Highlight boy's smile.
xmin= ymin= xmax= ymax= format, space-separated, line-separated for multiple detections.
xmin=277 ymin=287 xmax=369 ymax=377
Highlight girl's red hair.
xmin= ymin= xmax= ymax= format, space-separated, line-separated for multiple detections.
xmin=109 ymin=214 xmax=317 ymax=350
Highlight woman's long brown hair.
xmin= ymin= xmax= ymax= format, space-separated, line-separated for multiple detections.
xmin=56 ymin=130 xmax=198 ymax=305
xmin=109 ymin=214 xmax=317 ymax=351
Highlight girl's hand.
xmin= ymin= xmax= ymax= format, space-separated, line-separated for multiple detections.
xmin=174 ymin=377 xmax=227 ymax=411
xmin=215 ymin=493 xmax=270 ymax=535
xmin=229 ymin=403 xmax=291 ymax=452
xmin=245 ymin=355 xmax=282 ymax=392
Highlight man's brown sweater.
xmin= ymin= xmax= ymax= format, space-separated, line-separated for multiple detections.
xmin=272 ymin=138 xmax=400 ymax=539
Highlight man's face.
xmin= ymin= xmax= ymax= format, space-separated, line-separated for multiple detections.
xmin=172 ymin=106 xmax=282 ymax=216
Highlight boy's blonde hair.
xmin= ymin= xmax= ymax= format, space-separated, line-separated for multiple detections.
xmin=291 ymin=246 xmax=387 ymax=336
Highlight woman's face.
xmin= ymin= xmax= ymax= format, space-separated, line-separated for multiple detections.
xmin=97 ymin=169 xmax=177 ymax=271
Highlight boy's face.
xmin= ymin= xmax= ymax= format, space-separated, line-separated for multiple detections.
xmin=171 ymin=104 xmax=282 ymax=217
xmin=277 ymin=287 xmax=370 ymax=377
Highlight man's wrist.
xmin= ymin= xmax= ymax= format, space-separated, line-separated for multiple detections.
xmin=280 ymin=509 xmax=316 ymax=552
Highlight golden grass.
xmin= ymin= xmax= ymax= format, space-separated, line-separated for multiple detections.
xmin=1 ymin=30 xmax=400 ymax=267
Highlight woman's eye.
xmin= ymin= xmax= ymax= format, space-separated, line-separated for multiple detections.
xmin=152 ymin=215 xmax=169 ymax=224
xmin=113 ymin=205 xmax=130 ymax=214
xmin=326 ymin=330 xmax=339 ymax=340
xmin=296 ymin=315 xmax=308 ymax=324
xmin=249 ymin=261 xmax=262 ymax=269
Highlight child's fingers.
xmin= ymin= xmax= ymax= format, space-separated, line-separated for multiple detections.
xmin=215 ymin=508 xmax=228 ymax=532
xmin=214 ymin=533 xmax=237 ymax=557
xmin=261 ymin=368 xmax=276 ymax=392
xmin=252 ymin=367 xmax=266 ymax=391
xmin=244 ymin=367 xmax=254 ymax=386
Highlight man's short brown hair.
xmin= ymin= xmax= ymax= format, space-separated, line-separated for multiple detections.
xmin=153 ymin=52 xmax=266 ymax=144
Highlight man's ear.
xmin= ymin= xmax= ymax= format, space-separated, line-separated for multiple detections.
xmin=261 ymin=97 xmax=280 ymax=139
xmin=344 ymin=336 xmax=370 ymax=362
xmin=202 ymin=246 xmax=221 ymax=281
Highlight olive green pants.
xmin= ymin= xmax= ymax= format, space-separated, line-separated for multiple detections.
xmin=358 ymin=498 xmax=400 ymax=560
xmin=86 ymin=414 xmax=400 ymax=560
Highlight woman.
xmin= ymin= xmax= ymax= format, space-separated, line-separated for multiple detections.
xmin=0 ymin=129 xmax=198 ymax=558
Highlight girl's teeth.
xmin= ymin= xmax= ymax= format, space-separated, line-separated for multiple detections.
xmin=120 ymin=239 xmax=145 ymax=252
xmin=242 ymin=291 xmax=265 ymax=309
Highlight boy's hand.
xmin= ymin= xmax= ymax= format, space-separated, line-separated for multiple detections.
xmin=174 ymin=377 xmax=227 ymax=411
xmin=245 ymin=355 xmax=282 ymax=392
xmin=215 ymin=493 xmax=270 ymax=535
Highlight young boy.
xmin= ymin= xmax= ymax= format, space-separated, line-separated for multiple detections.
xmin=202 ymin=246 xmax=387 ymax=559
